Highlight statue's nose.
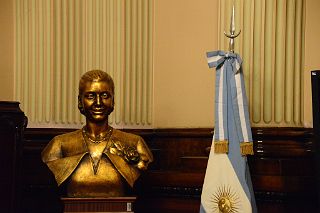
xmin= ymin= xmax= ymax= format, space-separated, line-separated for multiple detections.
xmin=95 ymin=95 xmax=102 ymax=105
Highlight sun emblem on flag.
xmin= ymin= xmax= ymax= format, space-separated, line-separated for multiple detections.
xmin=210 ymin=185 xmax=240 ymax=213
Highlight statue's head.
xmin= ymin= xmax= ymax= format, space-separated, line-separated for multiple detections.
xmin=78 ymin=70 xmax=115 ymax=123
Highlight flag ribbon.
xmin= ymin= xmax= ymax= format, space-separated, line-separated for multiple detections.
xmin=207 ymin=50 xmax=253 ymax=156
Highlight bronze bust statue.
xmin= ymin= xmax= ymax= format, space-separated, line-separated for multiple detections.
xmin=41 ymin=70 xmax=153 ymax=197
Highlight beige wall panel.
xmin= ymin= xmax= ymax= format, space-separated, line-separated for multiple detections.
xmin=304 ymin=0 xmax=320 ymax=127
xmin=14 ymin=0 xmax=153 ymax=128
xmin=153 ymin=0 xmax=218 ymax=128
xmin=0 ymin=0 xmax=317 ymax=128
xmin=0 ymin=0 xmax=14 ymax=101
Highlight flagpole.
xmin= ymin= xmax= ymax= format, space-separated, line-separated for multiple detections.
xmin=201 ymin=1 xmax=257 ymax=212
xmin=223 ymin=0 xmax=241 ymax=53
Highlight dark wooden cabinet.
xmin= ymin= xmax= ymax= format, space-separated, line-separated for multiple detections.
xmin=0 ymin=101 xmax=27 ymax=213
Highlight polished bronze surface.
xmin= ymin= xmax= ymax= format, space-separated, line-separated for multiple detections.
xmin=41 ymin=70 xmax=153 ymax=197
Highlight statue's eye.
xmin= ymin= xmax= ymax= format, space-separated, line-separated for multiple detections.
xmin=101 ymin=92 xmax=110 ymax=99
xmin=85 ymin=93 xmax=95 ymax=99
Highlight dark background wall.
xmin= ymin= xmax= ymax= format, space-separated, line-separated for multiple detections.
xmin=21 ymin=127 xmax=317 ymax=213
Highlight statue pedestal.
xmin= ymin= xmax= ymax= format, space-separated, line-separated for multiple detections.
xmin=61 ymin=197 xmax=136 ymax=213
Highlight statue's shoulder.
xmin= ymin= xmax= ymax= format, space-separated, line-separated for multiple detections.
xmin=42 ymin=129 xmax=84 ymax=162
xmin=51 ymin=129 xmax=82 ymax=144
xmin=111 ymin=129 xmax=142 ymax=143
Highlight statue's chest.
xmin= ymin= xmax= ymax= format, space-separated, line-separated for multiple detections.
xmin=86 ymin=142 xmax=108 ymax=174
xmin=66 ymin=155 xmax=126 ymax=197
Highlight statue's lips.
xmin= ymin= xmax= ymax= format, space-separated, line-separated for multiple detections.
xmin=90 ymin=109 xmax=105 ymax=115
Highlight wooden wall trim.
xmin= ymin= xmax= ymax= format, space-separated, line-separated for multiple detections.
xmin=24 ymin=126 xmax=313 ymax=136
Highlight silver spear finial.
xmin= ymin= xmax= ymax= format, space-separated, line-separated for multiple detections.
xmin=224 ymin=0 xmax=241 ymax=53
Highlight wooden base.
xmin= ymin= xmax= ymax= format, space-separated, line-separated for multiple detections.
xmin=61 ymin=197 xmax=136 ymax=213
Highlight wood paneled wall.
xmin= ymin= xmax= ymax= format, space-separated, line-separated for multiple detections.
xmin=21 ymin=127 xmax=317 ymax=213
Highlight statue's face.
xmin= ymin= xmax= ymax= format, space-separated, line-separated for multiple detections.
xmin=79 ymin=80 xmax=114 ymax=123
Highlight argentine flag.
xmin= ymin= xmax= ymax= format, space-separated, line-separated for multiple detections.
xmin=200 ymin=51 xmax=257 ymax=213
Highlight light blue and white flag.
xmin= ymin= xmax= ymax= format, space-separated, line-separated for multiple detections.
xmin=200 ymin=50 xmax=257 ymax=213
